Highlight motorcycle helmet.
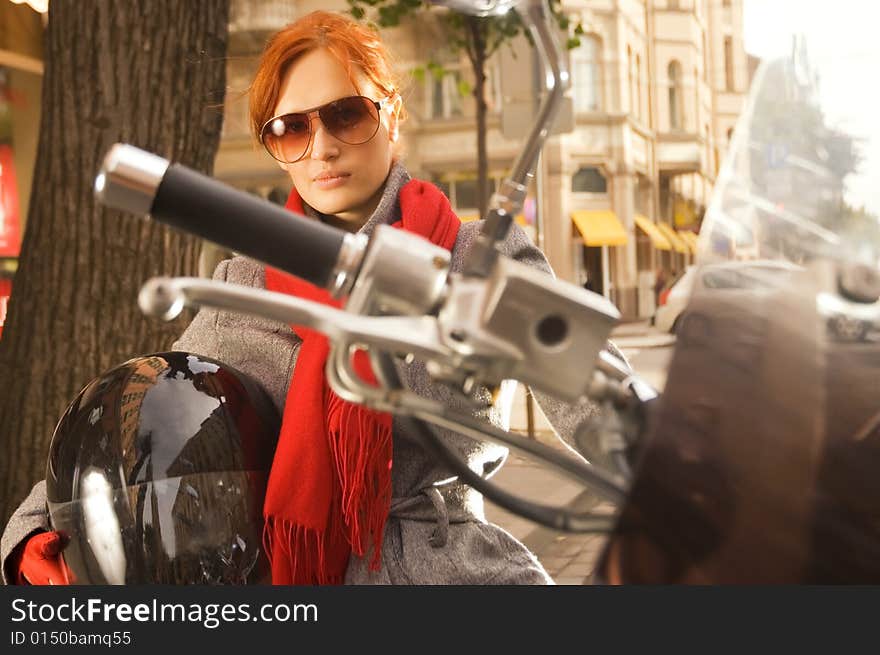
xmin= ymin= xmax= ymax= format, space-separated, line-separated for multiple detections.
xmin=45 ymin=352 xmax=280 ymax=584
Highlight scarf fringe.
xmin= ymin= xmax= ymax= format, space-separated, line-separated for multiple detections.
xmin=263 ymin=390 xmax=393 ymax=583
xmin=326 ymin=392 xmax=393 ymax=571
xmin=263 ymin=516 xmax=345 ymax=585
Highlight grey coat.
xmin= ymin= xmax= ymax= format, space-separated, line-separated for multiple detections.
xmin=1 ymin=164 xmax=615 ymax=585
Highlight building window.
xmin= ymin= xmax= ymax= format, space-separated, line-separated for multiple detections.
xmin=659 ymin=175 xmax=672 ymax=220
xmin=724 ymin=36 xmax=735 ymax=91
xmin=429 ymin=67 xmax=464 ymax=119
xmin=635 ymin=54 xmax=642 ymax=120
xmin=431 ymin=176 xmax=452 ymax=200
xmin=627 ymin=46 xmax=634 ymax=115
xmin=705 ymin=123 xmax=714 ymax=174
xmin=455 ymin=178 xmax=478 ymax=210
xmin=430 ymin=173 xmax=505 ymax=213
xmin=668 ymin=60 xmax=683 ymax=130
xmin=633 ymin=174 xmax=651 ymax=215
xmin=572 ymin=166 xmax=607 ymax=193
xmin=573 ymin=35 xmax=602 ymax=113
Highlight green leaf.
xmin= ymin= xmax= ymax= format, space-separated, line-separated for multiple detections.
xmin=411 ymin=65 xmax=426 ymax=83
xmin=378 ymin=5 xmax=401 ymax=26
xmin=350 ymin=5 xmax=365 ymax=19
xmin=427 ymin=61 xmax=446 ymax=80
xmin=457 ymin=79 xmax=472 ymax=97
xmin=566 ymin=36 xmax=581 ymax=50
xmin=574 ymin=22 xmax=585 ymax=36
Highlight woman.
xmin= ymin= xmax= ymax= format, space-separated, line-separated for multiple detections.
xmin=2 ymin=10 xmax=614 ymax=585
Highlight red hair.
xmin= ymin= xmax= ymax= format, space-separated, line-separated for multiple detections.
xmin=249 ymin=11 xmax=405 ymax=141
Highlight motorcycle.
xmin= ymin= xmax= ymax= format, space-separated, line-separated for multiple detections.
xmin=94 ymin=0 xmax=880 ymax=582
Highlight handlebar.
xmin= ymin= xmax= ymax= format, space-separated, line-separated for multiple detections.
xmin=95 ymin=144 xmax=364 ymax=294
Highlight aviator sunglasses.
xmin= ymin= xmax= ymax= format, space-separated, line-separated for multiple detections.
xmin=259 ymin=95 xmax=393 ymax=164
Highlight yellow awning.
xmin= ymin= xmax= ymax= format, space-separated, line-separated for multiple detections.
xmin=656 ymin=221 xmax=690 ymax=254
xmin=633 ymin=214 xmax=672 ymax=250
xmin=571 ymin=210 xmax=628 ymax=247
xmin=679 ymin=230 xmax=699 ymax=253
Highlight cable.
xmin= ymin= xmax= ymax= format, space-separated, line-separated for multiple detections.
xmin=374 ymin=350 xmax=619 ymax=533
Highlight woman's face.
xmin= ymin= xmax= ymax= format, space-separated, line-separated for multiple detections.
xmin=272 ymin=48 xmax=398 ymax=228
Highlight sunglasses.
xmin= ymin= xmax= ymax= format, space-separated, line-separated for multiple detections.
xmin=260 ymin=95 xmax=392 ymax=164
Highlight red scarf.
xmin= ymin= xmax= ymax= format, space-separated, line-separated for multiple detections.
xmin=262 ymin=179 xmax=460 ymax=584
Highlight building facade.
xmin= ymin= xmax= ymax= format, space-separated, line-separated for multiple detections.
xmin=0 ymin=0 xmax=751 ymax=321
xmin=218 ymin=0 xmax=750 ymax=319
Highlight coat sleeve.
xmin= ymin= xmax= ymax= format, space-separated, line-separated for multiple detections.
xmin=171 ymin=258 xmax=230 ymax=355
xmin=1 ymin=481 xmax=51 ymax=584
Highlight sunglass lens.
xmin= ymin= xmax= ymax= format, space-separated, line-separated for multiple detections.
xmin=263 ymin=114 xmax=310 ymax=163
xmin=320 ymin=96 xmax=379 ymax=145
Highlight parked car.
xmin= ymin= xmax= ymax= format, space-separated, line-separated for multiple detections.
xmin=652 ymin=260 xmax=803 ymax=334
xmin=818 ymin=290 xmax=880 ymax=342
xmin=653 ymin=267 xmax=696 ymax=333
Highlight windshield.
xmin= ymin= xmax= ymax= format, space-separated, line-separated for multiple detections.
xmin=700 ymin=1 xmax=880 ymax=270
xmin=599 ymin=0 xmax=880 ymax=583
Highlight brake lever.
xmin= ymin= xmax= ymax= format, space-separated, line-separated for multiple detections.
xmin=138 ymin=276 xmax=467 ymax=362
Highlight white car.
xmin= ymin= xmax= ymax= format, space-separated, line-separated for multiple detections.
xmin=653 ymin=267 xmax=696 ymax=333
xmin=653 ymin=260 xmax=803 ymax=334
xmin=818 ymin=289 xmax=880 ymax=342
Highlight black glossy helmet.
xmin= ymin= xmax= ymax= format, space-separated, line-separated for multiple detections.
xmin=45 ymin=352 xmax=280 ymax=584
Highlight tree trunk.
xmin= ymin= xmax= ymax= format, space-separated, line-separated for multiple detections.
xmin=0 ymin=0 xmax=229 ymax=524
xmin=467 ymin=17 xmax=490 ymax=220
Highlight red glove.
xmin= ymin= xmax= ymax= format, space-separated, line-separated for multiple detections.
xmin=14 ymin=531 xmax=73 ymax=585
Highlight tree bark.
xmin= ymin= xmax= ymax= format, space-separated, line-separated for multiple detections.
xmin=0 ymin=0 xmax=229 ymax=524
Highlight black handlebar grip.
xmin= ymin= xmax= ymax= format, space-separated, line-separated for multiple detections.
xmin=95 ymin=143 xmax=346 ymax=289
xmin=152 ymin=164 xmax=345 ymax=288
